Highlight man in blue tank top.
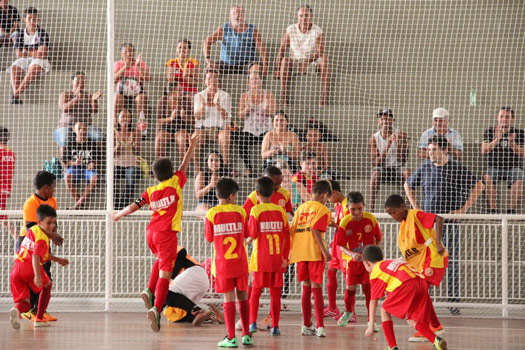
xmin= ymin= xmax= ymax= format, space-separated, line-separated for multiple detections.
xmin=203 ymin=5 xmax=268 ymax=75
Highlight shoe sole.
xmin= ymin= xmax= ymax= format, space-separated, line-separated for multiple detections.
xmin=141 ymin=293 xmax=152 ymax=310
xmin=434 ymin=329 xmax=445 ymax=336
xmin=147 ymin=310 xmax=160 ymax=333
xmin=408 ymin=336 xmax=428 ymax=343
xmin=34 ymin=322 xmax=50 ymax=328
xmin=10 ymin=308 xmax=20 ymax=330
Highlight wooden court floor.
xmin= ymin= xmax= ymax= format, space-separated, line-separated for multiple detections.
xmin=1 ymin=312 xmax=524 ymax=350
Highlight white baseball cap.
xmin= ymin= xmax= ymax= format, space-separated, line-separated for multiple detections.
xmin=432 ymin=108 xmax=449 ymax=119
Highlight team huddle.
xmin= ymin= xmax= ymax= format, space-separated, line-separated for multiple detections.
xmin=9 ymin=137 xmax=448 ymax=350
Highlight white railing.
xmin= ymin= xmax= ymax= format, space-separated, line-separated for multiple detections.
xmin=0 ymin=210 xmax=524 ymax=318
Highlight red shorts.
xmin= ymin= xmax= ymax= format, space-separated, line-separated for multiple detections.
xmin=215 ymin=275 xmax=249 ymax=293
xmin=0 ymin=195 xmax=7 ymax=220
xmin=422 ymin=256 xmax=449 ymax=286
xmin=346 ymin=269 xmax=370 ymax=286
xmin=296 ymin=260 xmax=326 ymax=284
xmin=382 ymin=278 xmax=434 ymax=324
xmin=328 ymin=242 xmax=345 ymax=270
xmin=10 ymin=261 xmax=50 ymax=303
xmin=252 ymin=271 xmax=283 ymax=288
xmin=146 ymin=229 xmax=178 ymax=272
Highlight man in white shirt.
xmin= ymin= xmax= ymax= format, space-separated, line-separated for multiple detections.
xmin=193 ymin=70 xmax=232 ymax=172
xmin=274 ymin=5 xmax=331 ymax=106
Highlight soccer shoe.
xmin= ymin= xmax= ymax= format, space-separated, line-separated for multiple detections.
xmin=147 ymin=306 xmax=161 ymax=333
xmin=218 ymin=336 xmax=238 ymax=348
xmin=408 ymin=331 xmax=428 ymax=342
xmin=241 ymin=334 xmax=254 ymax=346
xmin=141 ymin=288 xmax=154 ymax=309
xmin=431 ymin=324 xmax=445 ymax=335
xmin=270 ymin=327 xmax=280 ymax=336
xmin=209 ymin=304 xmax=224 ymax=324
xmin=43 ymin=312 xmax=58 ymax=322
xmin=384 ymin=347 xmax=399 ymax=350
xmin=34 ymin=317 xmax=50 ymax=327
xmin=337 ymin=311 xmax=356 ymax=327
xmin=249 ymin=322 xmax=257 ymax=334
xmin=434 ymin=336 xmax=448 ymax=350
xmin=316 ymin=327 xmax=326 ymax=337
xmin=323 ymin=306 xmax=340 ymax=318
xmin=334 ymin=312 xmax=344 ymax=321
xmin=368 ymin=321 xmax=380 ymax=333
xmin=301 ymin=325 xmax=316 ymax=336
xmin=10 ymin=307 xmax=21 ymax=330
xmin=261 ymin=314 xmax=272 ymax=330
xmin=192 ymin=310 xmax=212 ymax=327
xmin=21 ymin=309 xmax=36 ymax=321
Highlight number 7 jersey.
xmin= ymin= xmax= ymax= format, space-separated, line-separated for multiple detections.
xmin=205 ymin=203 xmax=249 ymax=279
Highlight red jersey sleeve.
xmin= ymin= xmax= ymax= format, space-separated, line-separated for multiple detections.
xmin=336 ymin=226 xmax=348 ymax=247
xmin=284 ymin=198 xmax=293 ymax=214
xmin=373 ymin=223 xmax=382 ymax=243
xmin=416 ymin=211 xmax=436 ymax=229
xmin=247 ymin=214 xmax=258 ymax=239
xmin=312 ymin=213 xmax=329 ymax=232
xmin=243 ymin=198 xmax=255 ymax=217
xmin=33 ymin=240 xmax=48 ymax=261
xmin=204 ymin=217 xmax=214 ymax=242
xmin=174 ymin=170 xmax=187 ymax=188
xmin=370 ymin=279 xmax=387 ymax=300
xmin=282 ymin=221 xmax=291 ymax=260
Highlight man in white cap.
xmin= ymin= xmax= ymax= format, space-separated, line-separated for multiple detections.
xmin=417 ymin=108 xmax=463 ymax=161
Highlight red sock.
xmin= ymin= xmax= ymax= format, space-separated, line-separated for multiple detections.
xmin=301 ymin=285 xmax=312 ymax=327
xmin=153 ymin=277 xmax=169 ymax=311
xmin=238 ymin=299 xmax=250 ymax=336
xmin=36 ymin=285 xmax=51 ymax=319
xmin=269 ymin=287 xmax=281 ymax=328
xmin=15 ymin=301 xmax=31 ymax=314
xmin=249 ymin=287 xmax=262 ymax=324
xmin=147 ymin=260 xmax=160 ymax=292
xmin=223 ymin=301 xmax=236 ymax=339
xmin=429 ymin=305 xmax=441 ymax=328
xmin=362 ymin=283 xmax=371 ymax=319
xmin=415 ymin=321 xmax=437 ymax=343
xmin=312 ymin=287 xmax=324 ymax=328
xmin=326 ymin=268 xmax=338 ymax=309
xmin=382 ymin=320 xmax=397 ymax=348
xmin=344 ymin=289 xmax=356 ymax=313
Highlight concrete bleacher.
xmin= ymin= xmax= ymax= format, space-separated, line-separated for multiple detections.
xmin=1 ymin=0 xmax=524 ymax=212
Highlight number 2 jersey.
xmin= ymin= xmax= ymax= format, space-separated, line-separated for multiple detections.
xmin=205 ymin=203 xmax=249 ymax=279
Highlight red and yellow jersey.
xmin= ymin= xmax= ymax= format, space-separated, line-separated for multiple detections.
xmin=333 ymin=197 xmax=349 ymax=226
xmin=292 ymin=171 xmax=319 ymax=194
xmin=20 ymin=194 xmax=57 ymax=237
xmin=248 ymin=203 xmax=290 ymax=272
xmin=289 ymin=201 xmax=332 ymax=263
xmin=0 ymin=145 xmax=15 ymax=197
xmin=16 ymin=225 xmax=50 ymax=264
xmin=398 ymin=210 xmax=448 ymax=273
xmin=336 ymin=212 xmax=382 ymax=265
xmin=205 ymin=204 xmax=249 ymax=279
xmin=370 ymin=259 xmax=424 ymax=300
xmin=138 ymin=170 xmax=187 ymax=233
xmin=165 ymin=57 xmax=199 ymax=93
xmin=243 ymin=188 xmax=293 ymax=216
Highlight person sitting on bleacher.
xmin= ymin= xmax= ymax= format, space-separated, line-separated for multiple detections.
xmin=418 ymin=107 xmax=463 ymax=161
xmin=261 ymin=111 xmax=301 ymax=173
xmin=55 ymin=72 xmax=103 ymax=158
xmin=63 ymin=122 xmax=102 ymax=210
xmin=0 ymin=0 xmax=19 ymax=46
xmin=9 ymin=7 xmax=50 ymax=105
xmin=481 ymin=106 xmax=525 ymax=214
xmin=274 ymin=4 xmax=331 ymax=106
xmin=203 ymin=5 xmax=268 ymax=76
xmin=193 ymin=69 xmax=232 ymax=173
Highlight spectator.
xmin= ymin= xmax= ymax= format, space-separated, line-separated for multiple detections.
xmin=203 ymin=5 xmax=268 ymax=75
xmin=292 ymin=151 xmax=320 ymax=203
xmin=275 ymin=161 xmax=301 ymax=210
xmin=0 ymin=0 xmax=19 ymax=45
xmin=303 ymin=119 xmax=329 ymax=173
xmin=481 ymin=106 xmax=525 ymax=214
xmin=63 ymin=122 xmax=102 ymax=210
xmin=9 ymin=7 xmax=50 ymax=104
xmin=404 ymin=135 xmax=485 ymax=315
xmin=55 ymin=72 xmax=103 ymax=157
xmin=368 ymin=109 xmax=410 ymax=212
xmin=193 ymin=70 xmax=232 ymax=172
xmin=418 ymin=108 xmax=463 ymax=161
xmin=0 ymin=126 xmax=15 ymax=235
xmin=114 ymin=42 xmax=151 ymax=135
xmin=274 ymin=4 xmax=330 ymax=106
xmin=114 ymin=110 xmax=141 ymax=210
xmin=194 ymin=152 xmax=226 ymax=212
xmin=261 ymin=111 xmax=301 ymax=172
xmin=232 ymin=71 xmax=276 ymax=177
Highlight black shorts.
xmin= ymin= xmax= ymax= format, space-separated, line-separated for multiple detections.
xmin=371 ymin=166 xmax=406 ymax=185
xmin=159 ymin=120 xmax=194 ymax=134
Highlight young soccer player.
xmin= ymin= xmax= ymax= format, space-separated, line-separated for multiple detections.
xmin=289 ymin=180 xmax=332 ymax=337
xmin=362 ymin=245 xmax=448 ymax=350
xmin=384 ymin=194 xmax=446 ymax=341
xmin=324 ymin=180 xmax=348 ymax=319
xmin=0 ymin=126 xmax=15 ymax=233
xmin=336 ymin=191 xmax=382 ymax=328
xmin=205 ymin=178 xmax=253 ymax=348
xmin=247 ymin=177 xmax=290 ymax=336
xmin=111 ymin=134 xmax=197 ymax=333
xmin=10 ymin=205 xmax=69 ymax=329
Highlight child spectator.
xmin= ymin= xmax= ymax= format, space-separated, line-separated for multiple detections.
xmin=363 ymin=245 xmax=448 ymax=350
xmin=165 ymin=39 xmax=199 ymax=111
xmin=195 ymin=152 xmax=227 ymax=212
xmin=114 ymin=109 xmax=141 ymax=209
xmin=292 ymin=151 xmax=320 ymax=203
xmin=335 ymin=191 xmax=382 ymax=330
xmin=10 ymin=205 xmax=69 ymax=329
xmin=63 ymin=122 xmax=102 ymax=210
xmin=111 ymin=134 xmax=197 ymax=333
xmin=0 ymin=127 xmax=15 ymax=229
xmin=114 ymin=43 xmax=151 ymax=135
xmin=0 ymin=0 xmax=19 ymax=45
xmin=9 ymin=7 xmax=50 ymax=104
xmin=204 ymin=178 xmax=253 ymax=347
xmin=289 ymin=180 xmax=332 ymax=337
xmin=303 ymin=120 xmax=329 ymax=173
xmin=247 ymin=177 xmax=290 ymax=336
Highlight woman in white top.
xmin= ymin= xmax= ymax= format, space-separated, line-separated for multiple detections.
xmin=233 ymin=71 xmax=276 ymax=177
xmin=261 ymin=112 xmax=301 ymax=173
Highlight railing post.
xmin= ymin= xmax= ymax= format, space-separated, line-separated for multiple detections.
xmin=501 ymin=218 xmax=508 ymax=318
